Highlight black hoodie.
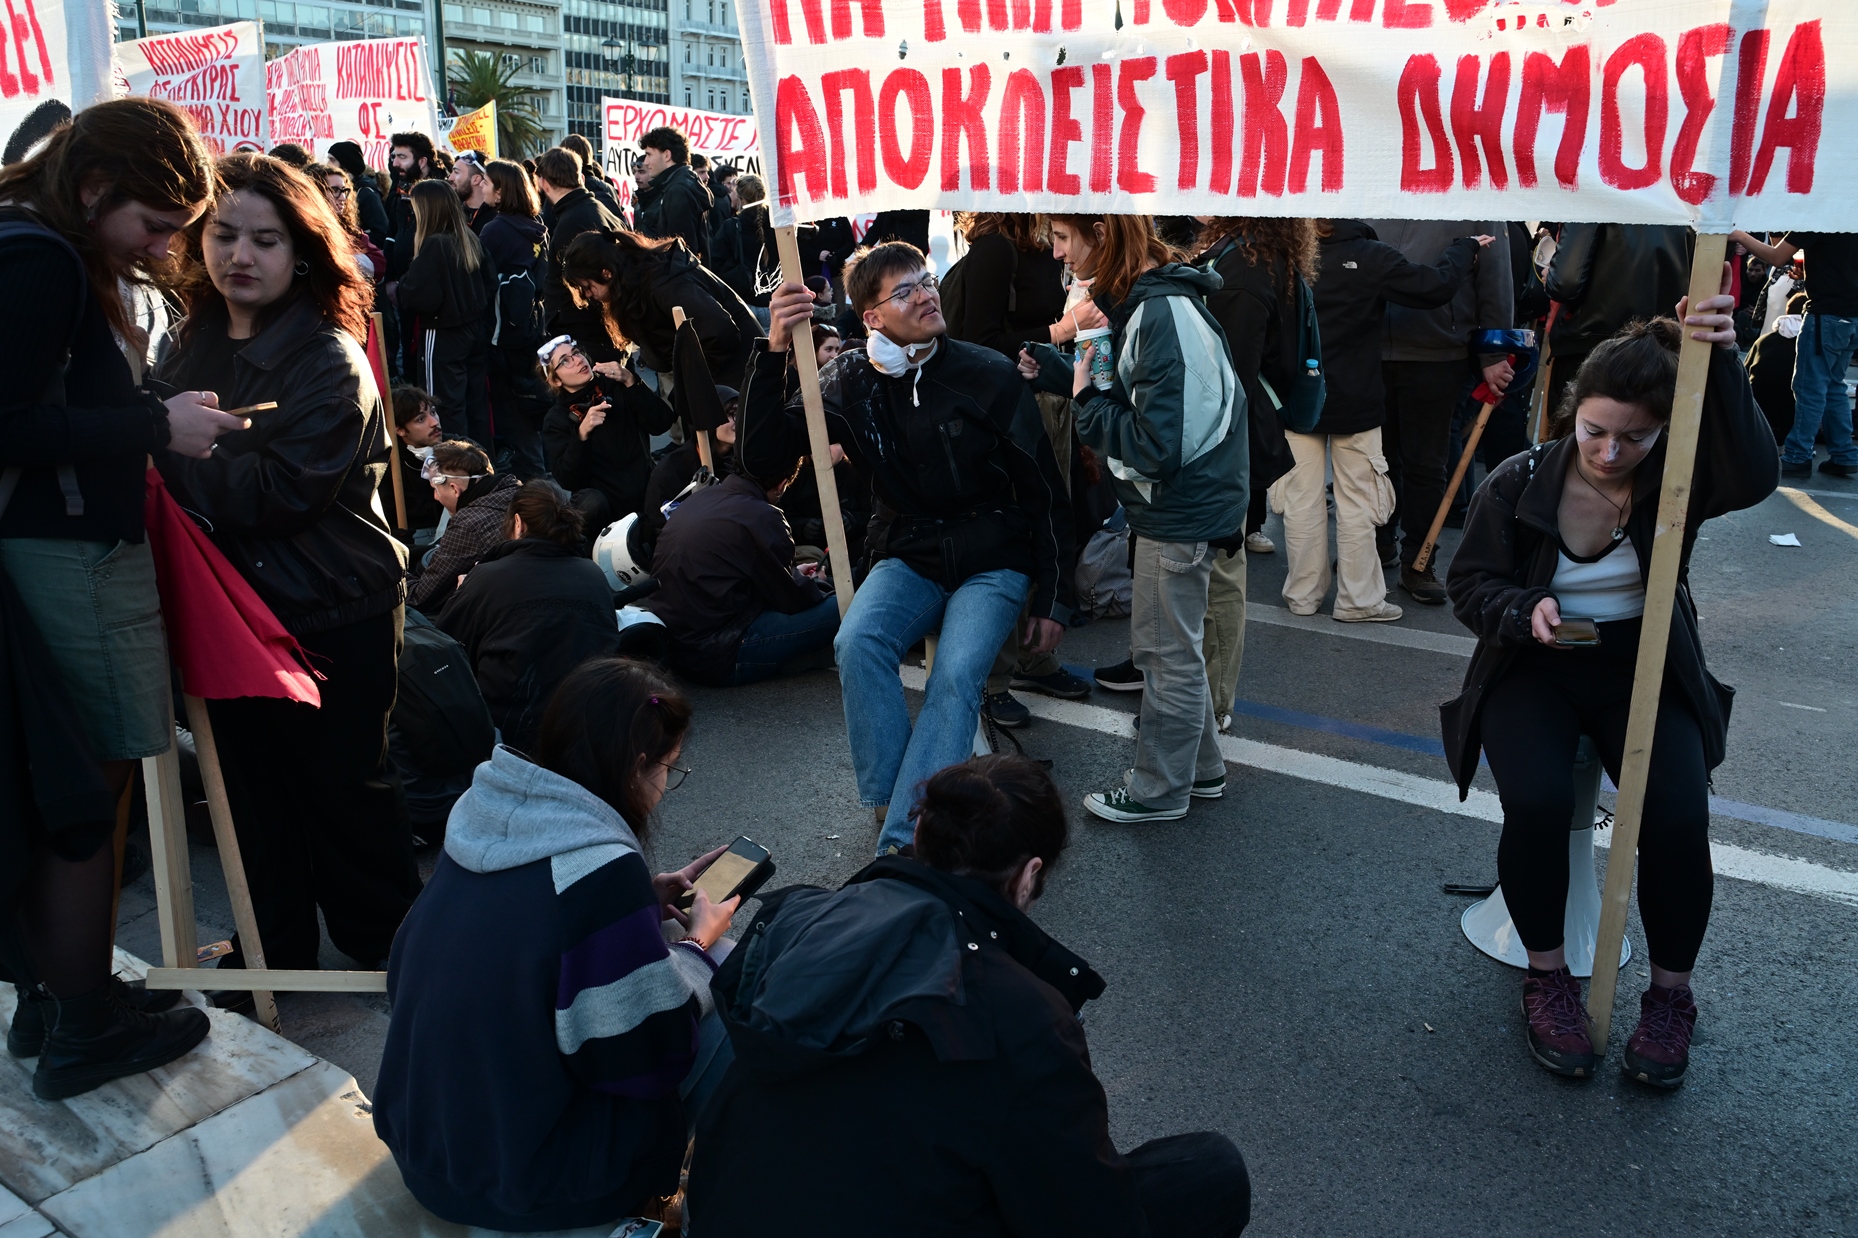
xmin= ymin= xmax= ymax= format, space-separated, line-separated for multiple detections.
xmin=689 ymin=859 xmax=1141 ymax=1238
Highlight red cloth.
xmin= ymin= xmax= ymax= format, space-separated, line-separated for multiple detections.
xmin=143 ymin=466 xmax=321 ymax=706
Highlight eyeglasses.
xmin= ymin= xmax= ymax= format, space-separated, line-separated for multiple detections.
xmin=419 ymin=457 xmax=483 ymax=485
xmin=327 ymin=186 xmax=352 ymax=198
xmin=882 ymin=273 xmax=940 ymax=307
xmin=660 ymin=761 xmax=691 ymax=792
xmin=550 ymin=348 xmax=590 ymax=374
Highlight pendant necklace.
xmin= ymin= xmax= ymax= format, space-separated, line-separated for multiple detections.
xmin=1578 ymin=467 xmax=1630 ymax=542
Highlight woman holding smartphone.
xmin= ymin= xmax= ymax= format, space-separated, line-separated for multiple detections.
xmin=1444 ymin=273 xmax=1777 ymax=1088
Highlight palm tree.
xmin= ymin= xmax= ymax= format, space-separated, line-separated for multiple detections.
xmin=448 ymin=49 xmax=548 ymax=159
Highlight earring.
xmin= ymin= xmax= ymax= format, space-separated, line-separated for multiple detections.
xmin=294 ymin=259 xmax=310 ymax=276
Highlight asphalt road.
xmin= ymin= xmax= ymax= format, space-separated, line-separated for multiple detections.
xmin=116 ymin=461 xmax=1858 ymax=1236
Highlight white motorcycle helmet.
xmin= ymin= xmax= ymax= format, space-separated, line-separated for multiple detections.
xmin=592 ymin=512 xmax=646 ymax=591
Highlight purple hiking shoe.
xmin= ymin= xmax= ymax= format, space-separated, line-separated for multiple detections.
xmin=1521 ymin=968 xmax=1596 ymax=1079
xmin=1622 ymin=984 xmax=1698 ymax=1089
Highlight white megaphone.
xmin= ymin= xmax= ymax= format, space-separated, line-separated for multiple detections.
xmin=1461 ymin=735 xmax=1631 ymax=978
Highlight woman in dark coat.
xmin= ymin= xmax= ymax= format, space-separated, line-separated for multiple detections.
xmin=157 ymin=152 xmax=420 ymax=977
xmin=437 ymin=485 xmax=621 ymax=751
xmin=1444 ymin=278 xmax=1776 ymax=1088
xmin=396 ymin=179 xmax=498 ymax=444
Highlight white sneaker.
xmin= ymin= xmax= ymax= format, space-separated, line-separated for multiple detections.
xmin=1245 ymin=531 xmax=1275 ymax=555
xmin=1285 ymin=600 xmax=1319 ymax=617
xmin=1217 ymin=712 xmax=1233 ymax=733
xmin=1333 ymin=601 xmax=1404 ymax=623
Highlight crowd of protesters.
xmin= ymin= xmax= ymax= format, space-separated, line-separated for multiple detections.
xmin=1 ymin=92 xmax=1834 ymax=1232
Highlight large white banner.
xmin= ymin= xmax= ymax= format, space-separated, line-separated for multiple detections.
xmin=0 ymin=0 xmax=115 ymax=163
xmin=116 ymin=21 xmax=268 ymax=156
xmin=737 ymin=0 xmax=1853 ymax=231
xmin=265 ymin=36 xmax=440 ymax=167
xmin=601 ymin=97 xmax=762 ymax=214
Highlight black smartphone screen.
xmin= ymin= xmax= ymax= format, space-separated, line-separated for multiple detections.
xmin=677 ymin=837 xmax=771 ymax=910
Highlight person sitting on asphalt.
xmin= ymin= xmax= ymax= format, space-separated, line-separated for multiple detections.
xmin=539 ymin=333 xmax=676 ymax=531
xmin=688 ymin=753 xmax=1252 ymax=1238
xmin=742 ymin=244 xmax=1074 ymax=855
xmin=374 ymin=660 xmax=739 ymax=1232
xmin=1444 ymin=279 xmax=1777 ymax=1089
xmin=644 ymin=449 xmax=839 ymax=686
xmin=409 ymin=440 xmax=522 ymax=614
xmin=639 ymin=386 xmax=738 ymax=557
xmin=436 ymin=484 xmax=621 ymax=750
xmin=391 ymin=384 xmax=446 ymax=549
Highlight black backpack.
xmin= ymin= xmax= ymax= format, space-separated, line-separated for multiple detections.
xmin=492 ymin=261 xmax=544 ymax=355
xmin=1209 ymin=240 xmax=1326 ymax=434
xmin=388 ymin=609 xmax=495 ymax=827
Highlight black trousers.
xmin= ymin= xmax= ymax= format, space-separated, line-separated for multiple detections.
xmin=1480 ymin=618 xmax=1714 ymax=972
xmin=208 ymin=608 xmax=420 ymax=970
xmin=424 ymin=326 xmax=491 ymax=448
xmin=1128 ymin=1132 xmax=1252 ymax=1238
xmin=1381 ymin=359 xmax=1473 ymax=565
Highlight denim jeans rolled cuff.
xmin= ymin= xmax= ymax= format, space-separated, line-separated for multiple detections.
xmin=833 ymin=558 xmax=1029 ymax=853
xmin=724 ymin=595 xmax=841 ymax=686
xmin=1785 ymin=313 xmax=1858 ymax=466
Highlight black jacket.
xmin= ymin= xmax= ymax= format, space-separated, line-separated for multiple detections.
xmin=712 ymin=204 xmax=787 ymax=308
xmin=641 ymin=438 xmax=733 ymax=549
xmin=810 ymin=216 xmax=857 ymax=280
xmin=739 ymin=338 xmax=1075 ymax=622
xmin=480 ymin=214 xmax=548 ymax=287
xmin=866 ymin=210 xmax=931 ymax=254
xmin=644 ymin=473 xmax=826 ymax=685
xmin=397 ymin=233 xmax=498 ymax=331
xmin=1195 ymin=240 xmax=1297 ymax=494
xmin=1441 ymin=346 xmax=1777 ymax=795
xmin=1546 ymin=225 xmax=1695 ymax=357
xmin=542 ymin=373 xmax=677 ymax=519
xmin=156 ymin=296 xmax=407 ymax=636
xmin=690 ymin=858 xmax=1132 ymax=1238
xmin=1311 ymin=221 xmax=1480 ymax=436
xmin=584 ymin=165 xmax=623 ymax=216
xmin=0 ymin=218 xmax=168 ymax=543
xmin=634 ymin=162 xmax=712 ymax=262
xmin=615 ymin=244 xmax=762 ymax=386
xmin=395 ymin=441 xmax=445 ymax=535
xmin=354 ymin=180 xmax=390 ymax=252
xmin=437 ymin=537 xmax=621 ymax=751
xmin=943 ymin=232 xmax=1067 ymax=361
xmin=543 ymin=187 xmax=627 ymax=333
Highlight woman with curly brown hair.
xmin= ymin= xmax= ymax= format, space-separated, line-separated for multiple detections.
xmin=156 ymin=151 xmax=420 ymax=985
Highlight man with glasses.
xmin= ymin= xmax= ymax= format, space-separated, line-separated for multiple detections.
xmin=449 ymin=150 xmax=497 ymax=233
xmin=743 ymin=243 xmax=1074 ymax=855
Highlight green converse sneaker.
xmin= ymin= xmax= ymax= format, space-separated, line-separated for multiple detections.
xmin=1191 ymin=774 xmax=1226 ymax=799
xmin=1083 ymin=787 xmax=1188 ymax=823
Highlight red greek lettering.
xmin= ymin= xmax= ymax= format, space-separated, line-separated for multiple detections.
xmin=1163 ymin=0 xmax=1207 ymax=25
xmin=821 ymin=69 xmax=876 ymax=197
xmin=22 ymin=0 xmax=51 ymax=86
xmin=1289 ymin=56 xmax=1342 ymax=192
xmin=1117 ymin=56 xmax=1159 ymax=194
xmin=830 ymin=0 xmax=884 ymax=39
xmin=1514 ymin=46 xmax=1589 ymax=190
xmin=1047 ymin=65 xmax=1085 ymax=193
xmin=1450 ymin=52 xmax=1510 ymax=189
xmin=1167 ymin=51 xmax=1208 ymax=190
xmin=1091 ymin=62 xmax=1114 ymax=193
xmin=1382 ymin=0 xmax=1431 ymax=28
xmin=1670 ymin=23 xmax=1731 ymax=205
xmin=1729 ymin=29 xmax=1767 ymax=196
xmin=1398 ymin=54 xmax=1453 ymax=193
xmin=878 ymin=69 xmax=933 ymax=188
xmin=941 ymin=64 xmax=992 ymax=191
xmin=1210 ymin=50 xmax=1235 ymax=194
xmin=774 ymin=75 xmax=829 ymax=204
xmin=1747 ymin=20 xmax=1825 ymax=195
xmin=770 ymin=0 xmax=826 ymax=45
xmin=998 ymin=69 xmax=1046 ymax=193
xmin=1599 ymin=33 xmax=1667 ymax=192
xmin=1238 ymin=50 xmax=1288 ymax=198
xmin=923 ymin=0 xmax=947 ymax=40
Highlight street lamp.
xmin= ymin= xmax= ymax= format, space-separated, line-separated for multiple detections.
xmin=600 ymin=34 xmax=633 ymax=96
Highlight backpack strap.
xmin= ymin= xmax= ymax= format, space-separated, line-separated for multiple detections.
xmin=0 ymin=216 xmax=90 ymax=518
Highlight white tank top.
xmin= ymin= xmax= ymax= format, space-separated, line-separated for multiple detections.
xmin=1552 ymin=535 xmax=1645 ymax=623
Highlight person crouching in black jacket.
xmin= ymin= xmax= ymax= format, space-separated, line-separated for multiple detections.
xmin=644 ymin=450 xmax=838 ymax=686
xmin=539 ymin=334 xmax=676 ymax=530
xmin=436 ymin=485 xmax=621 ymax=751
xmin=156 ymin=152 xmax=420 ymax=976
xmin=690 ymin=754 xmax=1251 ymax=1237
xmin=1443 ymin=278 xmax=1776 ymax=1089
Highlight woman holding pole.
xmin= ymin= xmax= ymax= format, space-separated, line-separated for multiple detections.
xmin=1443 ymin=275 xmax=1776 ymax=1088
xmin=156 ymin=152 xmax=418 ymax=981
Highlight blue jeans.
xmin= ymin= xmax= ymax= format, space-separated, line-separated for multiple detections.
xmin=724 ymin=595 xmax=841 ymax=685
xmin=1786 ymin=313 xmax=1858 ymax=467
xmin=835 ymin=558 xmax=1030 ymax=853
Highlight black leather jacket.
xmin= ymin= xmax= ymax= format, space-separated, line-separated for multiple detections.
xmin=1546 ymin=224 xmax=1695 ymax=357
xmin=156 ymin=295 xmax=407 ymax=636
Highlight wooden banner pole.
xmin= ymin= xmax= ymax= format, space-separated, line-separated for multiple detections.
xmin=179 ymin=693 xmax=281 ymax=1033
xmin=370 ymin=311 xmax=410 ymax=535
xmin=1412 ymin=401 xmax=1496 ymax=574
xmin=1588 ymin=233 xmax=1730 ymax=1054
xmin=671 ymin=306 xmax=715 ymax=472
xmin=142 ymin=742 xmax=198 ymax=970
xmin=774 ymin=224 xmax=855 ymax=618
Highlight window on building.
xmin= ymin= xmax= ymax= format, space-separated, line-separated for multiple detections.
xmin=684 ymin=43 xmax=690 ymax=62
xmin=685 ymin=87 xmax=692 ymax=104
xmin=524 ymin=12 xmax=542 ymax=28
xmin=498 ymin=9 xmax=516 ymax=25
xmin=470 ymin=6 xmax=489 ymax=23
xmin=443 ymin=3 xmax=462 ymax=18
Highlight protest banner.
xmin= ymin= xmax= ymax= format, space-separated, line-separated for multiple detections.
xmin=601 ymin=96 xmax=761 ymax=214
xmin=116 ymin=21 xmax=268 ymax=156
xmin=0 ymin=0 xmax=115 ymax=163
xmin=265 ymin=36 xmax=441 ymax=167
xmin=735 ymin=0 xmax=1848 ymax=233
xmin=442 ymin=98 xmax=497 ymax=158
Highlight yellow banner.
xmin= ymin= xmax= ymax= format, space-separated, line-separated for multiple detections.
xmin=446 ymin=99 xmax=497 ymax=159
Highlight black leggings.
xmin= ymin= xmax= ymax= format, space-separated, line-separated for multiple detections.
xmin=1481 ymin=617 xmax=1714 ymax=972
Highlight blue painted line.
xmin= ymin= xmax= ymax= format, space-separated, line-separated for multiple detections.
xmin=1229 ymin=699 xmax=1447 ymax=756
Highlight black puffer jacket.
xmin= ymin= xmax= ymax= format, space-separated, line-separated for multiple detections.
xmin=1441 ymin=345 xmax=1777 ymax=795
xmin=1546 ymin=225 xmax=1695 ymax=358
xmin=690 ymin=858 xmax=1129 ymax=1238
xmin=397 ymin=232 xmax=498 ymax=331
xmin=633 ymin=162 xmax=712 ymax=262
xmin=156 ymin=295 xmax=407 ymax=636
xmin=543 ymin=187 xmax=627 ymax=332
xmin=541 ymin=372 xmax=677 ymax=519
xmin=436 ymin=537 xmax=621 ymax=752
xmin=614 ymin=243 xmax=761 ymax=387
xmin=738 ymin=337 xmax=1074 ymax=622
xmin=1195 ymin=239 xmax=1298 ymax=495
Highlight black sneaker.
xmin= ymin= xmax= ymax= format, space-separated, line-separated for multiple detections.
xmin=983 ymin=691 xmax=1030 ymax=728
xmin=8 ymin=974 xmax=182 ymax=1059
xmin=1819 ymin=460 xmax=1856 ymax=478
xmin=1779 ymin=459 xmax=1812 ymax=477
xmin=1093 ymin=659 xmax=1144 ymax=692
xmin=1011 ymin=667 xmax=1091 ymax=700
xmin=32 ymin=983 xmax=211 ymax=1101
xmin=1400 ymin=564 xmax=1448 ymax=605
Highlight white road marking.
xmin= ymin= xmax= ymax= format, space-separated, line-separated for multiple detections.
xmin=1778 ymin=701 xmax=1829 ymax=713
xmin=1245 ymin=603 xmax=1480 ymax=657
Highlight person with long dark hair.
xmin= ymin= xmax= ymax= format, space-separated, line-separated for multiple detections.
xmin=374 ymin=660 xmax=740 ymax=1231
xmin=1445 ymin=276 xmax=1776 ymax=1088
xmin=0 ymin=98 xmax=243 ymax=1099
xmin=397 ymin=179 xmax=498 ymax=446
xmin=155 ymin=151 xmax=419 ymax=981
xmin=308 ymin=160 xmax=385 ymax=284
xmin=479 ymin=158 xmax=551 ymax=478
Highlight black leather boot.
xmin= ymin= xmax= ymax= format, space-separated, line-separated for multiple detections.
xmin=31 ymin=983 xmax=210 ymax=1101
xmin=9 ymin=976 xmax=183 ymax=1059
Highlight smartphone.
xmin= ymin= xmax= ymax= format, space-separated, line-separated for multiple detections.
xmin=607 ymin=1221 xmax=664 ymax=1238
xmin=1553 ymin=617 xmax=1601 ymax=647
xmin=675 ymin=836 xmax=774 ymax=912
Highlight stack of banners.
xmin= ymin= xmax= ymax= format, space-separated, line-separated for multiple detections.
xmin=0 ymin=0 xmax=115 ymax=164
xmin=734 ymin=0 xmax=1852 ymax=231
xmin=265 ymin=36 xmax=440 ymax=167
xmin=601 ymin=97 xmax=761 ymax=214
xmin=115 ymin=21 xmax=268 ymax=156
xmin=441 ymin=98 xmax=497 ymax=158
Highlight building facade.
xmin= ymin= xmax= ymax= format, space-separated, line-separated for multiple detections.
xmin=670 ymin=0 xmax=747 ymax=115
xmin=563 ymin=0 xmax=671 ymax=144
xmin=118 ymin=0 xmax=431 ymax=62
xmin=440 ymin=0 xmax=566 ymax=149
